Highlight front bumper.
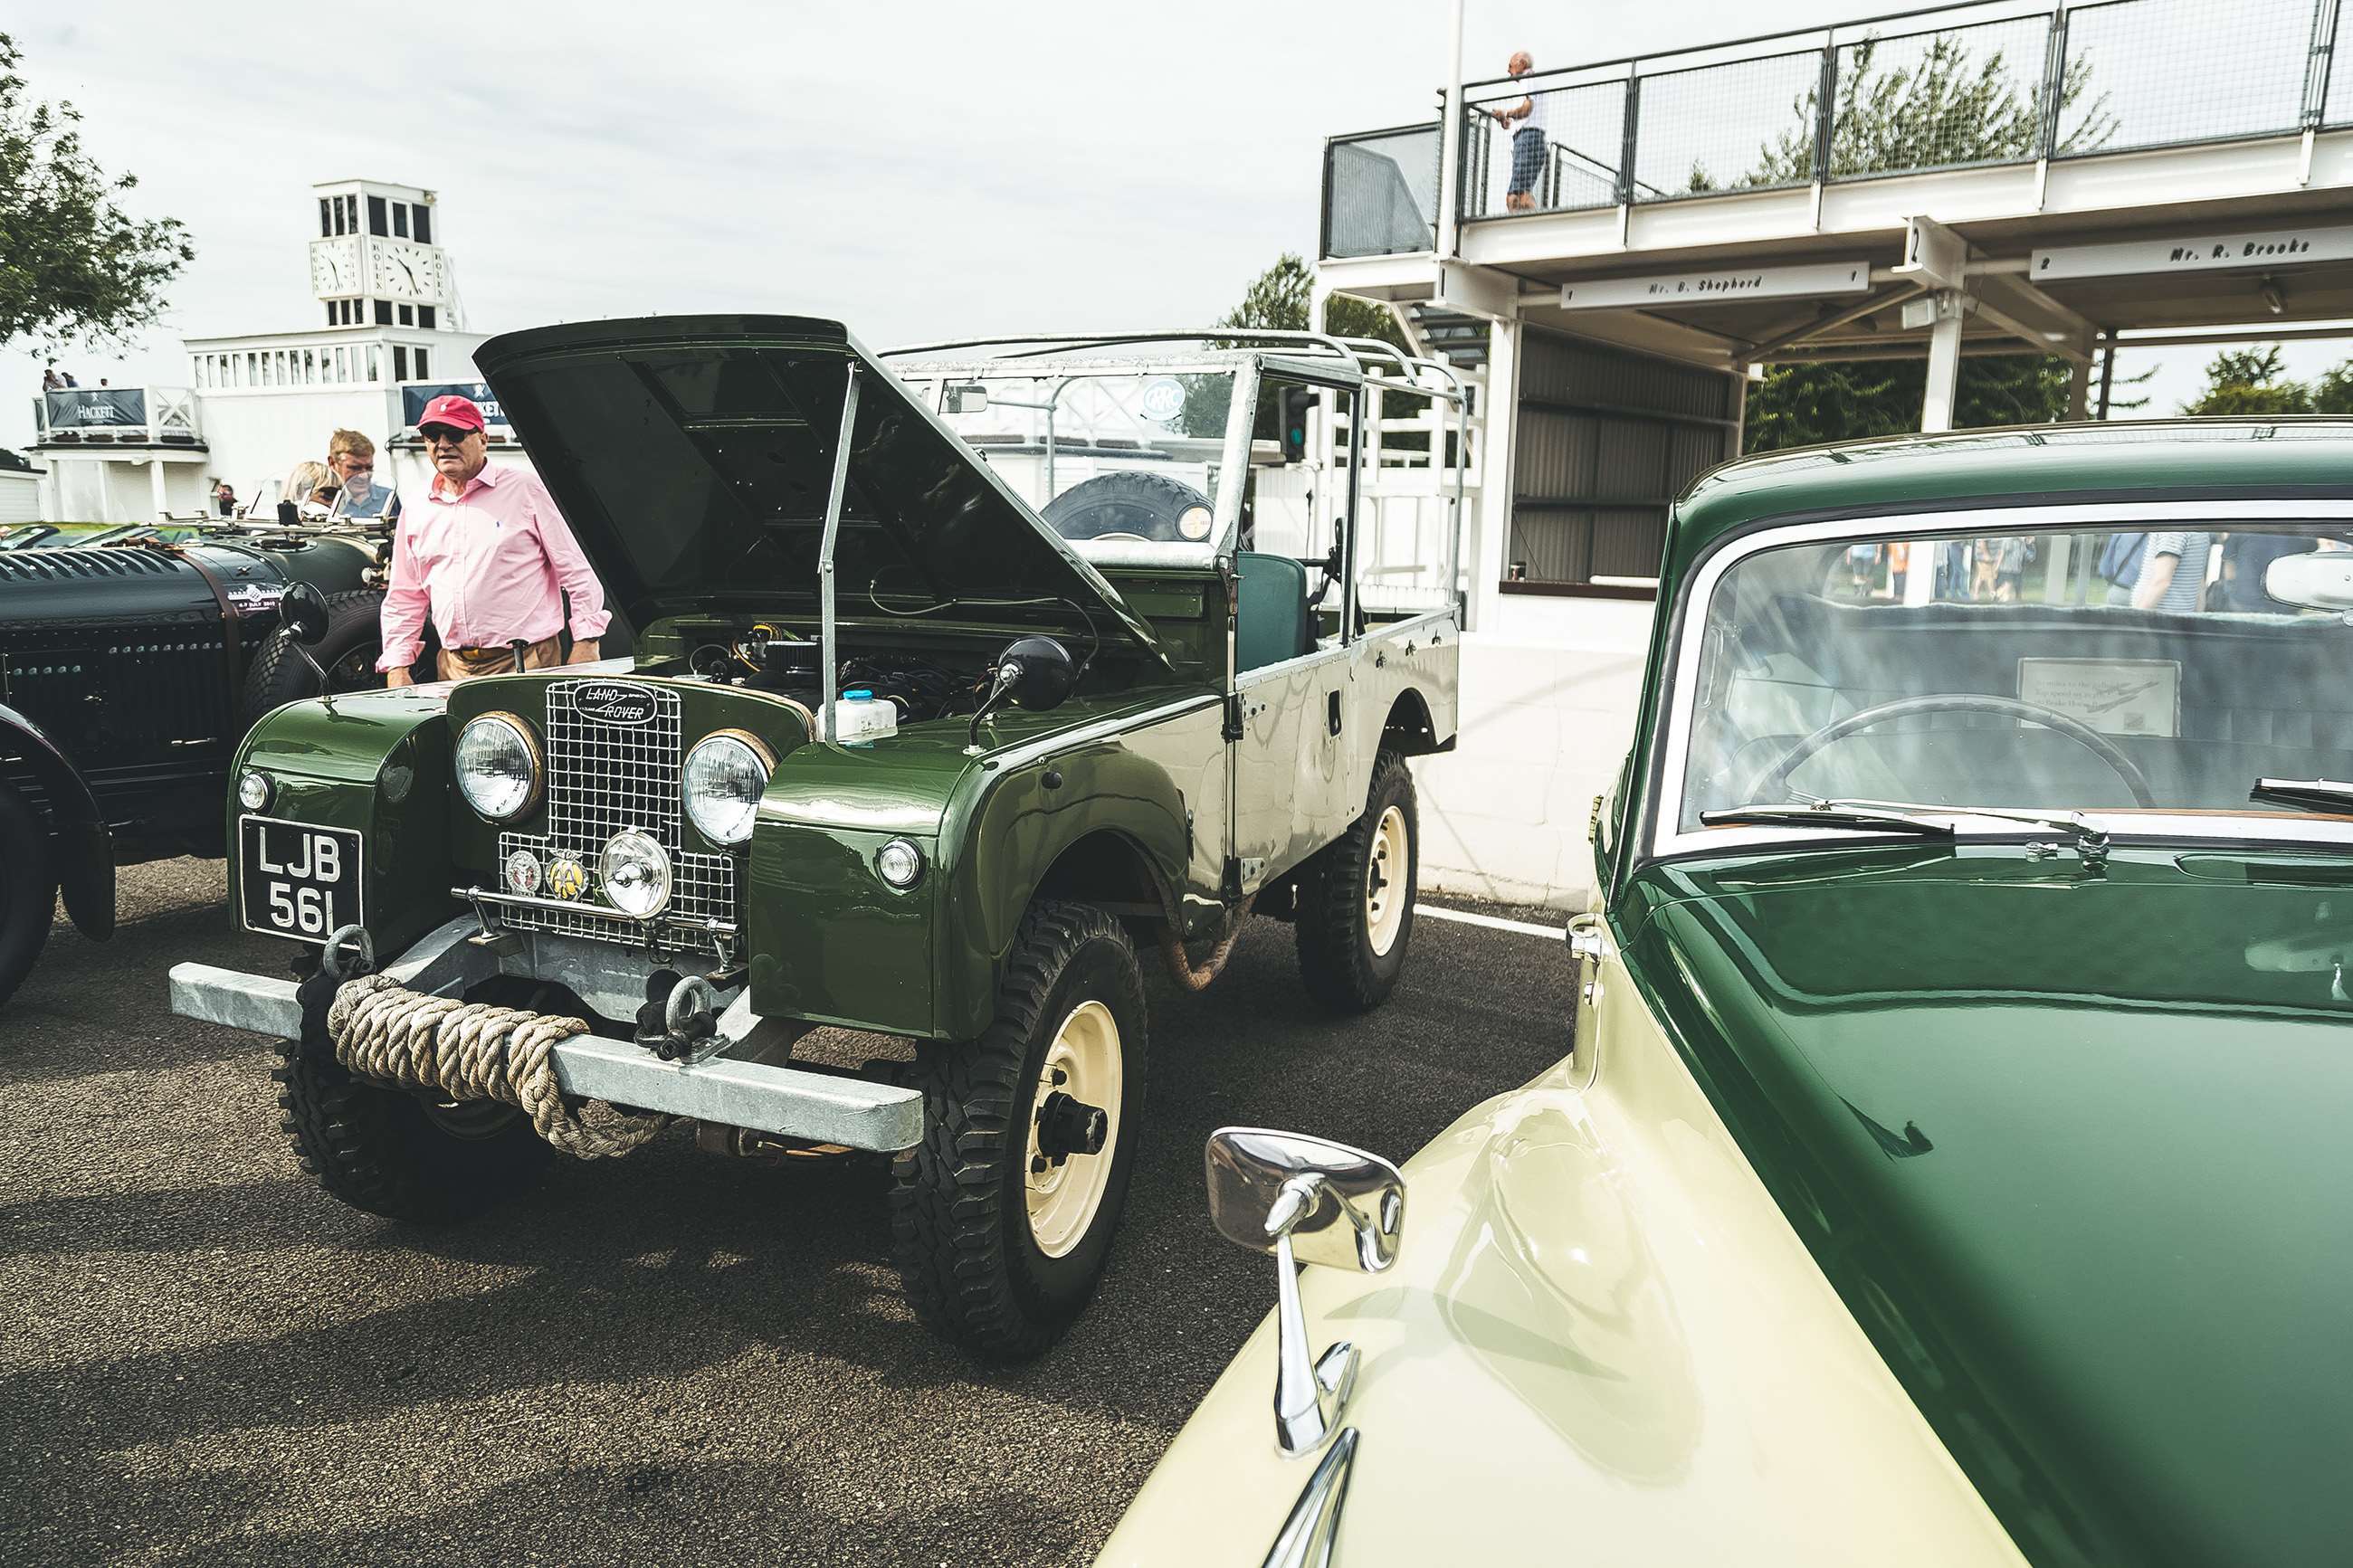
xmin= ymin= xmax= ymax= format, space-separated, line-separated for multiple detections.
xmin=167 ymin=920 xmax=923 ymax=1153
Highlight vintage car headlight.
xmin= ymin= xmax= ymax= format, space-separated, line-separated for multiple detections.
xmin=876 ymin=837 xmax=925 ymax=889
xmin=453 ymin=712 xmax=542 ymax=822
xmin=237 ymin=770 xmax=273 ymax=812
xmin=599 ymin=829 xmax=673 ymax=918
xmin=682 ymin=729 xmax=775 ymax=847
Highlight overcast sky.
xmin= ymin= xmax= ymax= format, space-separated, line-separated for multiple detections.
xmin=6 ymin=0 xmax=2345 ymax=451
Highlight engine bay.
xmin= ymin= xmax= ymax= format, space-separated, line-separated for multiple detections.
xmin=678 ymin=623 xmax=996 ymax=725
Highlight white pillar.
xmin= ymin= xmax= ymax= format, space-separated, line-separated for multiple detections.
xmin=1920 ymin=290 xmax=1964 ymax=434
xmin=1470 ymin=315 xmax=1522 ymax=632
xmin=1436 ymin=0 xmax=1466 ymax=258
xmin=95 ymin=460 xmax=116 ymax=523
xmin=148 ymin=458 xmax=169 ymax=519
xmin=36 ymin=462 xmax=58 ymax=521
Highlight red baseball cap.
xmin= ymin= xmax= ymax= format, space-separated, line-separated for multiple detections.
xmin=417 ymin=394 xmax=486 ymax=433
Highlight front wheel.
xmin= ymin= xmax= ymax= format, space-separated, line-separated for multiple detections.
xmin=890 ymin=899 xmax=1148 ymax=1361
xmin=1295 ymin=748 xmax=1418 ymax=1013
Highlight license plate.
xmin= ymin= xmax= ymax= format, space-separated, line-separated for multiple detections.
xmin=239 ymin=817 xmax=364 ymax=941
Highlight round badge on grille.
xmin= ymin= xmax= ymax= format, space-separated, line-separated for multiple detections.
xmin=545 ymin=854 xmax=589 ymax=900
xmin=572 ymin=682 xmax=659 ymax=726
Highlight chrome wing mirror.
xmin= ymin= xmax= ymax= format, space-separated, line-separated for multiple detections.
xmin=1205 ymin=1127 xmax=1405 ymax=1456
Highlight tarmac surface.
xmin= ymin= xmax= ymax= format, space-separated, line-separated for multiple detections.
xmin=0 ymin=861 xmax=1568 ymax=1568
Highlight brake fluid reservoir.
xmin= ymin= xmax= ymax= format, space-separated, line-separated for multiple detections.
xmin=832 ymin=689 xmax=898 ymax=743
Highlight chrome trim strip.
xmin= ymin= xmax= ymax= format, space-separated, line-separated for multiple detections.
xmin=1261 ymin=1427 xmax=1358 ymax=1568
xmin=452 ymin=883 xmax=738 ymax=937
xmin=1650 ymin=498 xmax=2353 ymax=860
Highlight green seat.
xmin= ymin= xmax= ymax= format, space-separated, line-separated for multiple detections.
xmin=1235 ymin=551 xmax=1312 ymax=673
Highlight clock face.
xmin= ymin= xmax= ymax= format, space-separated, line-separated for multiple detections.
xmin=369 ymin=238 xmax=443 ymax=303
xmin=309 ymin=237 xmax=357 ymax=297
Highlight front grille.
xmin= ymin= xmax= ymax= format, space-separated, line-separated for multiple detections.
xmin=490 ymin=678 xmax=740 ymax=953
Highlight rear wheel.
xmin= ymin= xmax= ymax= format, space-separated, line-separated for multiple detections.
xmin=1295 ymin=749 xmax=1418 ymax=1013
xmin=241 ymin=588 xmax=388 ymax=726
xmin=890 ymin=899 xmax=1148 ymax=1361
xmin=273 ymin=1021 xmax=549 ymax=1224
xmin=0 ymin=781 xmax=55 ymax=1011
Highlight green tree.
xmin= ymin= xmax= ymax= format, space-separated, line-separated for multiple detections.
xmin=1738 ymin=33 xmax=2115 ymax=451
xmin=0 ymin=32 xmax=192 ymax=355
xmin=2315 ymin=359 xmax=2353 ymax=416
xmin=2180 ymin=346 xmax=2314 ymax=415
xmin=1182 ymin=252 xmax=1415 ymax=436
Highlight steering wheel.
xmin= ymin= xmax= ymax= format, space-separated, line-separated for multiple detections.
xmin=1744 ymin=692 xmax=2158 ymax=809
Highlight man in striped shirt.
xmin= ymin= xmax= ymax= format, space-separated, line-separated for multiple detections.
xmin=2130 ymin=531 xmax=2215 ymax=613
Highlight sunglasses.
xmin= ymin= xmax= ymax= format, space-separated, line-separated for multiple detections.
xmin=420 ymin=424 xmax=474 ymax=443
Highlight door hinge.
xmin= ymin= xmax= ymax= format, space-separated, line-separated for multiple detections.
xmin=1223 ymin=691 xmax=1244 ymax=742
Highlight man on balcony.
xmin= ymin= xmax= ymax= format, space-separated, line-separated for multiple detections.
xmin=1489 ymin=51 xmax=1548 ymax=214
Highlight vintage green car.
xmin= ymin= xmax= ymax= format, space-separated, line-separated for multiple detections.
xmin=1097 ymin=420 xmax=2353 ymax=1567
xmin=168 ymin=317 xmax=1466 ymax=1359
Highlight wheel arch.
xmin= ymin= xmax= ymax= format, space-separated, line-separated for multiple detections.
xmin=0 ymin=702 xmax=113 ymax=938
xmin=939 ymin=751 xmax=1191 ymax=1040
xmin=1381 ymin=686 xmax=1446 ymax=757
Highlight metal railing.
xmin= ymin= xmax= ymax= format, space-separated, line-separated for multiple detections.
xmin=1325 ymin=0 xmax=2348 ymax=255
xmin=30 ymin=386 xmax=201 ymax=443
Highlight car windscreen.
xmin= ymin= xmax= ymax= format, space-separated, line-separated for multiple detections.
xmin=1673 ymin=522 xmax=2353 ymax=837
xmin=920 ymin=370 xmax=1234 ymax=546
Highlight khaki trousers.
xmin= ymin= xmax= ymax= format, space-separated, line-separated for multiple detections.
xmin=436 ymin=634 xmax=562 ymax=682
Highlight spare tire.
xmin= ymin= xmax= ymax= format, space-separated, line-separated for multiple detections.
xmin=241 ymin=589 xmax=392 ymax=726
xmin=1041 ymin=472 xmax=1214 ymax=543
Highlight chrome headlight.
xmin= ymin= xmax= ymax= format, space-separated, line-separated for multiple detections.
xmin=453 ymin=712 xmax=541 ymax=822
xmin=237 ymin=770 xmax=273 ymax=812
xmin=599 ymin=829 xmax=673 ymax=918
xmin=876 ymin=836 xmax=925 ymax=889
xmin=682 ymin=729 xmax=775 ymax=847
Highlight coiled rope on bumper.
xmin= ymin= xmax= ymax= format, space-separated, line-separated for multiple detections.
xmin=325 ymin=973 xmax=668 ymax=1159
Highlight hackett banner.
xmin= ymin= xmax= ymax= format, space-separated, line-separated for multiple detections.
xmin=43 ymin=388 xmax=148 ymax=430
xmin=2030 ymin=224 xmax=2353 ymax=281
xmin=401 ymin=381 xmax=510 ymax=432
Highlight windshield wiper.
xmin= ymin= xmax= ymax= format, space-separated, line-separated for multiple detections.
xmin=1700 ymin=802 xmax=1955 ymax=837
xmin=2251 ymin=778 xmax=2353 ymax=813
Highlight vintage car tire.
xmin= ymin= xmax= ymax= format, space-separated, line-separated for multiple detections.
xmin=1294 ymin=748 xmax=1418 ymax=1014
xmin=241 ymin=589 xmax=389 ymax=724
xmin=272 ymin=1031 xmax=550 ymax=1224
xmin=0 ymin=781 xmax=57 ymax=1011
xmin=889 ymin=898 xmax=1149 ymax=1361
xmin=1039 ymin=471 xmax=1215 ymax=542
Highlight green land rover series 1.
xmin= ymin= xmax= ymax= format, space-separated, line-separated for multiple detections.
xmin=169 ymin=316 xmax=1467 ymax=1358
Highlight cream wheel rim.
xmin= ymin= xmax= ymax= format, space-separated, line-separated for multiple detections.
xmin=1366 ymin=804 xmax=1409 ymax=956
xmin=1025 ymin=999 xmax=1123 ymax=1259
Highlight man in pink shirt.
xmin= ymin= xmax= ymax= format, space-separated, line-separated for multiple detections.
xmin=378 ymin=394 xmax=610 ymax=685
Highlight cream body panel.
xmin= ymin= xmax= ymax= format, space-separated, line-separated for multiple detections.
xmin=1095 ymin=944 xmax=2027 ymax=1567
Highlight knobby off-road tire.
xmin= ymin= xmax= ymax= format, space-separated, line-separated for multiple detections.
xmin=1295 ymin=748 xmax=1418 ymax=1014
xmin=890 ymin=899 xmax=1149 ymax=1361
xmin=241 ymin=588 xmax=388 ymax=727
xmin=0 ymin=780 xmax=56 ymax=1011
xmin=272 ymin=1016 xmax=550 ymax=1224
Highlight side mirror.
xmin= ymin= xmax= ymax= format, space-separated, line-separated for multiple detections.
xmin=946 ymin=381 xmax=989 ymax=414
xmin=2262 ymin=548 xmax=2353 ymax=613
xmin=1205 ymin=1126 xmax=1405 ymax=1455
xmin=280 ymin=581 xmax=331 ymax=646
xmin=965 ymin=635 xmax=1078 ymax=753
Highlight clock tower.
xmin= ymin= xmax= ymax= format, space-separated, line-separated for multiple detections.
xmin=308 ymin=179 xmax=462 ymax=332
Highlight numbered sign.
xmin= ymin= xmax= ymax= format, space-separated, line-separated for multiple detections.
xmin=239 ymin=817 xmax=365 ymax=941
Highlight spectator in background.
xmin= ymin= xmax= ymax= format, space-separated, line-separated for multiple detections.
xmin=318 ymin=428 xmax=396 ymax=520
xmin=282 ymin=461 xmax=330 ymax=509
xmin=2097 ymin=532 xmax=2146 ymax=605
xmin=213 ymin=481 xmax=236 ymax=517
xmin=41 ymin=365 xmax=64 ymax=392
xmin=2132 ymin=530 xmax=2215 ymax=613
xmin=1490 ymin=52 xmax=1548 ymax=214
